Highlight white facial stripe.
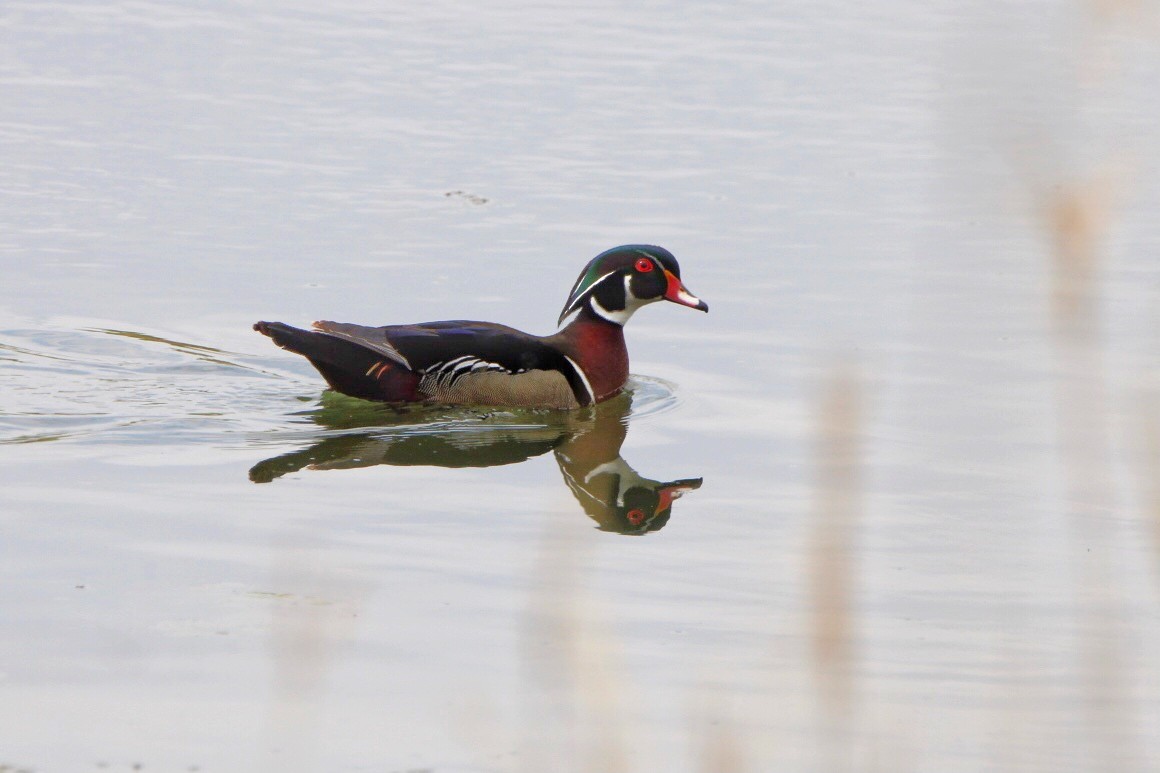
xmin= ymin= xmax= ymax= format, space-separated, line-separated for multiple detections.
xmin=586 ymin=274 xmax=657 ymax=325
xmin=568 ymin=270 xmax=616 ymax=305
xmin=561 ymin=269 xmax=619 ymax=325
xmin=564 ymin=355 xmax=595 ymax=405
xmin=589 ymin=295 xmax=630 ymax=325
xmin=624 ymin=274 xmax=636 ymax=302
xmin=585 ymin=459 xmax=621 ymax=484
xmin=582 ymin=269 xmax=618 ymax=295
xmin=557 ymin=306 xmax=581 ymax=328
xmin=585 ymin=458 xmax=640 ymax=506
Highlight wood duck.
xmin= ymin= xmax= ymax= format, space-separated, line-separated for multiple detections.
xmin=254 ymin=245 xmax=707 ymax=409
xmin=551 ymin=395 xmax=702 ymax=534
xmin=248 ymin=392 xmax=701 ymax=535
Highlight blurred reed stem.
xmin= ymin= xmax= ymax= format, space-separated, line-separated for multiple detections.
xmin=808 ymin=364 xmax=864 ymax=769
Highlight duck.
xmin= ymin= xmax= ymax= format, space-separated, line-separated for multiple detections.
xmin=253 ymin=244 xmax=707 ymax=409
xmin=248 ymin=391 xmax=702 ymax=535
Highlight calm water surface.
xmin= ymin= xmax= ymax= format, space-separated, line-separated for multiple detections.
xmin=3 ymin=2 xmax=1159 ymax=771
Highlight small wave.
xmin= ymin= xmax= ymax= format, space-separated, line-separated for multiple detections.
xmin=0 ymin=324 xmax=688 ymax=448
xmin=625 ymin=374 xmax=682 ymax=420
xmin=0 ymin=325 xmax=294 ymax=446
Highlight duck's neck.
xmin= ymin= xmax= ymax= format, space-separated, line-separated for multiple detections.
xmin=552 ymin=309 xmax=628 ymax=403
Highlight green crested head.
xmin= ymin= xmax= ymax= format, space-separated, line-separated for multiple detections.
xmin=557 ymin=245 xmax=707 ymax=327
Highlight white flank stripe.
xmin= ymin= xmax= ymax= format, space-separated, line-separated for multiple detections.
xmin=564 ymin=355 xmax=595 ymax=405
xmin=440 ymin=355 xmax=474 ymax=369
xmin=422 ymin=356 xmax=513 ymax=390
xmin=451 ymin=358 xmax=480 ymax=373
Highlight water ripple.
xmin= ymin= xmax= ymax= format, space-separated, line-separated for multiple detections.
xmin=0 ymin=325 xmax=684 ymax=448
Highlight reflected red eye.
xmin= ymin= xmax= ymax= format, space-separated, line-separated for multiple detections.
xmin=634 ymin=257 xmax=654 ymax=273
xmin=626 ymin=508 xmax=646 ymax=526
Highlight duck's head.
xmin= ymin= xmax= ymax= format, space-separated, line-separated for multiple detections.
xmin=558 ymin=245 xmax=708 ymax=327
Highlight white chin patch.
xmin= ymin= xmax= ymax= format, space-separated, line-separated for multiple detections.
xmin=589 ymin=276 xmax=654 ymax=325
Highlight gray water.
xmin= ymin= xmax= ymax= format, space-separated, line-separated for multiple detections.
xmin=3 ymin=2 xmax=1160 ymax=771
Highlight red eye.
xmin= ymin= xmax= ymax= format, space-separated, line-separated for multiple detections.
xmin=634 ymin=257 xmax=654 ymax=273
xmin=626 ymin=509 xmax=646 ymax=526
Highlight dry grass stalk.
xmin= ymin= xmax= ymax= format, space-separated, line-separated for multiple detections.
xmin=1044 ymin=175 xmax=1114 ymax=334
xmin=522 ymin=528 xmax=632 ymax=773
xmin=808 ymin=365 xmax=863 ymax=721
xmin=262 ymin=540 xmax=364 ymax=773
xmin=1139 ymin=400 xmax=1160 ymax=581
xmin=1041 ymin=159 xmax=1144 ymax=769
xmin=1086 ymin=0 xmax=1157 ymax=26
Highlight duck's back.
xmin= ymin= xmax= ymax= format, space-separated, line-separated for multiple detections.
xmin=256 ymin=319 xmax=589 ymax=409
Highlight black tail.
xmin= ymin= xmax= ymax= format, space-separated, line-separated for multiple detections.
xmin=253 ymin=321 xmax=416 ymax=401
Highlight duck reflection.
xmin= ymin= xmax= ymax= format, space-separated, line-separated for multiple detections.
xmin=250 ymin=391 xmax=701 ymax=534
